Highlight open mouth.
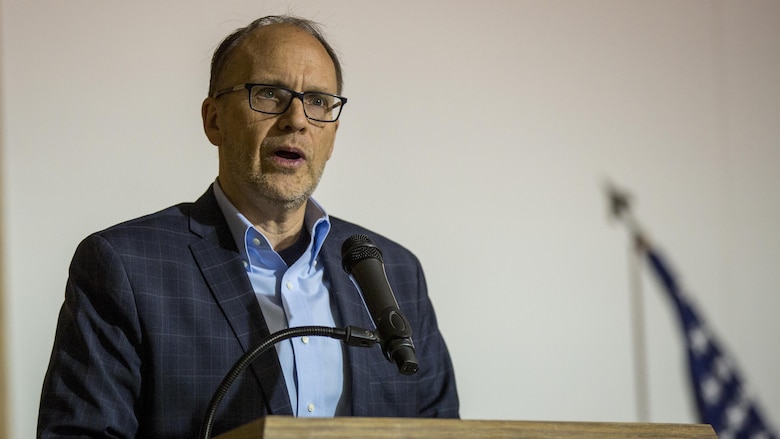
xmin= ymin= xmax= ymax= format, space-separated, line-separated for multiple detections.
xmin=275 ymin=150 xmax=302 ymax=160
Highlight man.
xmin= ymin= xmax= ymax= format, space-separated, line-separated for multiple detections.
xmin=38 ymin=15 xmax=459 ymax=439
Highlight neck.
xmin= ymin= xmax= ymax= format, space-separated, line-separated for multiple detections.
xmin=254 ymin=212 xmax=306 ymax=251
xmin=219 ymin=181 xmax=308 ymax=251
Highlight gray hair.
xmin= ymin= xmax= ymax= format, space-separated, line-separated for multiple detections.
xmin=208 ymin=15 xmax=344 ymax=97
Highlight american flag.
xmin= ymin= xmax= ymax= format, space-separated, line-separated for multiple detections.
xmin=645 ymin=246 xmax=777 ymax=439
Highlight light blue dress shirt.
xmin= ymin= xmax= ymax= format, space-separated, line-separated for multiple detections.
xmin=213 ymin=182 xmax=344 ymax=417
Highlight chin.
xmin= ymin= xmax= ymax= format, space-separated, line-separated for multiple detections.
xmin=273 ymin=195 xmax=308 ymax=211
xmin=262 ymin=186 xmax=314 ymax=211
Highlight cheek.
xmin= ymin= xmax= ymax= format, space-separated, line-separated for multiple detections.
xmin=219 ymin=128 xmax=261 ymax=168
xmin=223 ymin=118 xmax=269 ymax=150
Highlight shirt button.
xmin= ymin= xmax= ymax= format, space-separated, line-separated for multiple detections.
xmin=252 ymin=237 xmax=261 ymax=246
xmin=286 ymin=282 xmax=293 ymax=290
xmin=301 ymin=336 xmax=309 ymax=344
xmin=242 ymin=260 xmax=248 ymax=268
xmin=307 ymin=403 xmax=315 ymax=413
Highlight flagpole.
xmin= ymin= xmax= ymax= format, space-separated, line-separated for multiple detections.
xmin=606 ymin=182 xmax=650 ymax=422
xmin=629 ymin=234 xmax=649 ymax=422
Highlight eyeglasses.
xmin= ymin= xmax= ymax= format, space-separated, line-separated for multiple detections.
xmin=214 ymin=83 xmax=347 ymax=123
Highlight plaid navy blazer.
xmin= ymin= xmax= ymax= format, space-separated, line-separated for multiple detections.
xmin=38 ymin=186 xmax=459 ymax=438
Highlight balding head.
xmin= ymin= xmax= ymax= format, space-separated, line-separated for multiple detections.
xmin=208 ymin=15 xmax=344 ymax=97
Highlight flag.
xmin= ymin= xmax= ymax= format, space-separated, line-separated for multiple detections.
xmin=645 ymin=245 xmax=777 ymax=439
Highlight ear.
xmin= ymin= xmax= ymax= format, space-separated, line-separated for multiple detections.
xmin=201 ymin=97 xmax=222 ymax=146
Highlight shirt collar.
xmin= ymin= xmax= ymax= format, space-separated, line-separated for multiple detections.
xmin=212 ymin=180 xmax=331 ymax=267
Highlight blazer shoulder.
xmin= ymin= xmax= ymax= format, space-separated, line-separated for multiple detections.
xmin=90 ymin=186 xmax=221 ymax=244
xmin=94 ymin=203 xmax=195 ymax=240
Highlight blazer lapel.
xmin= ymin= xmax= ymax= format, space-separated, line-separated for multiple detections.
xmin=319 ymin=228 xmax=378 ymax=417
xmin=188 ymin=187 xmax=293 ymax=416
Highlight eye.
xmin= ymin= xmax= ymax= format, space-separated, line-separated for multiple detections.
xmin=305 ymin=94 xmax=328 ymax=108
xmin=254 ymin=87 xmax=279 ymax=100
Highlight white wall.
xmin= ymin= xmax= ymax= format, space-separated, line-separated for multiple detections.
xmin=2 ymin=1 xmax=779 ymax=438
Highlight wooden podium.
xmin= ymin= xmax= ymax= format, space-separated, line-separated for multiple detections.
xmin=215 ymin=416 xmax=717 ymax=439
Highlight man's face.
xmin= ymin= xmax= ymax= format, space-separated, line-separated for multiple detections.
xmin=203 ymin=24 xmax=340 ymax=212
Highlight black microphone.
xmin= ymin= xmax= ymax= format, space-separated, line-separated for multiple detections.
xmin=341 ymin=234 xmax=419 ymax=375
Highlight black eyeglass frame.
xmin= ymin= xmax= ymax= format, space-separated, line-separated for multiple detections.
xmin=214 ymin=83 xmax=347 ymax=123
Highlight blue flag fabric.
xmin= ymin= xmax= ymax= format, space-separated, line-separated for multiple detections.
xmin=646 ymin=247 xmax=777 ymax=439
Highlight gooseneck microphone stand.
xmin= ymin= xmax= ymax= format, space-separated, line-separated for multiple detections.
xmin=199 ymin=325 xmax=379 ymax=439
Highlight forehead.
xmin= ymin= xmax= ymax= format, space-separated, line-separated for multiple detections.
xmin=225 ymin=24 xmax=338 ymax=91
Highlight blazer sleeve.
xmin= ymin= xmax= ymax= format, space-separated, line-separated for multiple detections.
xmin=397 ymin=253 xmax=460 ymax=418
xmin=409 ymin=259 xmax=459 ymax=418
xmin=38 ymin=233 xmax=143 ymax=439
xmin=369 ymin=236 xmax=459 ymax=418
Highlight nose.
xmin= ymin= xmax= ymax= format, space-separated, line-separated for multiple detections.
xmin=277 ymin=96 xmax=309 ymax=132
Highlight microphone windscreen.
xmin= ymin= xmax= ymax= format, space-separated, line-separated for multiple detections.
xmin=341 ymin=234 xmax=383 ymax=272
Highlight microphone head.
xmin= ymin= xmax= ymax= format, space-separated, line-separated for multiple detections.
xmin=341 ymin=234 xmax=384 ymax=273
